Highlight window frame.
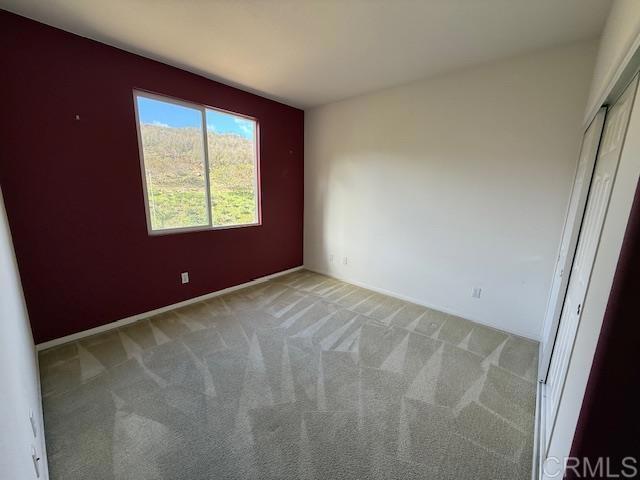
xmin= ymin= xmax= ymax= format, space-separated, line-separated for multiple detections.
xmin=132 ymin=89 xmax=262 ymax=236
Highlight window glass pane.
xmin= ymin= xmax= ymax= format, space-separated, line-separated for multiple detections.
xmin=136 ymin=96 xmax=209 ymax=231
xmin=206 ymin=109 xmax=258 ymax=226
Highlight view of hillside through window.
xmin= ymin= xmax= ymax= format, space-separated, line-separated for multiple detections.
xmin=136 ymin=93 xmax=258 ymax=232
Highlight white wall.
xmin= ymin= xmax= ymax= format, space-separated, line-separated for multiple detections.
xmin=304 ymin=41 xmax=597 ymax=340
xmin=0 ymin=188 xmax=48 ymax=479
xmin=584 ymin=0 xmax=640 ymax=123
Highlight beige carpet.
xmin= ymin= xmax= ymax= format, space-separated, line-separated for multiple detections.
xmin=39 ymin=269 xmax=538 ymax=479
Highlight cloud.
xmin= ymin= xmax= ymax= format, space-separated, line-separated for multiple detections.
xmin=151 ymin=120 xmax=169 ymax=127
xmin=233 ymin=117 xmax=254 ymax=137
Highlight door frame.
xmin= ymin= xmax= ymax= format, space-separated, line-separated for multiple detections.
xmin=546 ymin=77 xmax=638 ymax=454
xmin=534 ymin=72 xmax=640 ymax=480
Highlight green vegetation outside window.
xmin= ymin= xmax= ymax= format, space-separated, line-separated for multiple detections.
xmin=134 ymin=91 xmax=259 ymax=233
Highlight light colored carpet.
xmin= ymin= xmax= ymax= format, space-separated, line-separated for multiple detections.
xmin=39 ymin=269 xmax=538 ymax=480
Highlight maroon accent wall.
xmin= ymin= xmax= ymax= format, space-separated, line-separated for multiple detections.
xmin=567 ymin=179 xmax=640 ymax=478
xmin=0 ymin=11 xmax=304 ymax=344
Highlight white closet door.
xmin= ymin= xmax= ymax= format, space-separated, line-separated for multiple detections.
xmin=538 ymin=108 xmax=606 ymax=382
xmin=542 ymin=75 xmax=638 ymax=453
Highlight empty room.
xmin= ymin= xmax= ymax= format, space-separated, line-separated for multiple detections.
xmin=2 ymin=1 xmax=640 ymax=479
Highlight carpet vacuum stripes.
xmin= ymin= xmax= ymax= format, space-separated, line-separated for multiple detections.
xmin=39 ymin=270 xmax=538 ymax=479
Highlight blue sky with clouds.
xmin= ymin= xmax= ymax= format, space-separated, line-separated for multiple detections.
xmin=137 ymin=96 xmax=255 ymax=139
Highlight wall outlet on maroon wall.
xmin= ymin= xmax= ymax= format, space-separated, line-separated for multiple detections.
xmin=0 ymin=11 xmax=304 ymax=344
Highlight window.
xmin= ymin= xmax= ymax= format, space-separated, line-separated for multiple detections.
xmin=134 ymin=91 xmax=259 ymax=233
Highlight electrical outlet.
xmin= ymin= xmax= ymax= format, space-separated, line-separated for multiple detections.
xmin=471 ymin=287 xmax=482 ymax=299
xmin=343 ymin=256 xmax=348 ymax=265
xmin=329 ymin=254 xmax=334 ymax=263
xmin=181 ymin=272 xmax=189 ymax=284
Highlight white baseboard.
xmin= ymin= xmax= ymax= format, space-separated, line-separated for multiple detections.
xmin=305 ymin=266 xmax=538 ymax=341
xmin=308 ymin=265 xmax=543 ymax=478
xmin=36 ymin=266 xmax=304 ymax=351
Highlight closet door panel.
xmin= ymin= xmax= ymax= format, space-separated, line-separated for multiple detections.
xmin=542 ymin=75 xmax=638 ymax=453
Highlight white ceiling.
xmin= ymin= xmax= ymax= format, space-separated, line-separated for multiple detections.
xmin=1 ymin=0 xmax=611 ymax=109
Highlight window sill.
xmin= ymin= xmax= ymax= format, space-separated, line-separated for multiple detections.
xmin=147 ymin=222 xmax=262 ymax=236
